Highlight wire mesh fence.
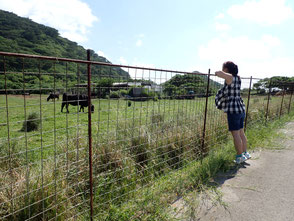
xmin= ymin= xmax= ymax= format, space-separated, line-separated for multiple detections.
xmin=0 ymin=51 xmax=293 ymax=220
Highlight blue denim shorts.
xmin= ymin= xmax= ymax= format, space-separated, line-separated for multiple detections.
xmin=227 ymin=112 xmax=245 ymax=131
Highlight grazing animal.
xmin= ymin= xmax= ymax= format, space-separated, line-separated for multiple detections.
xmin=61 ymin=93 xmax=94 ymax=113
xmin=275 ymin=91 xmax=285 ymax=96
xmin=47 ymin=93 xmax=59 ymax=101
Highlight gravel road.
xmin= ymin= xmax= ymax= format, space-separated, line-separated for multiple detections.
xmin=171 ymin=121 xmax=294 ymax=221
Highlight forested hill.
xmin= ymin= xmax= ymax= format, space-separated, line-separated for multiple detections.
xmin=0 ymin=9 xmax=223 ymax=95
xmin=0 ymin=10 xmax=129 ymax=79
xmin=162 ymin=73 xmax=222 ymax=97
xmin=194 ymin=72 xmax=223 ymax=90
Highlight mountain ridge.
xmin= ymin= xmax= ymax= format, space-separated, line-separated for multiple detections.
xmin=0 ymin=9 xmax=129 ymax=79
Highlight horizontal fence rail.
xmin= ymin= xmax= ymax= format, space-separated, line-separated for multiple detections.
xmin=0 ymin=51 xmax=293 ymax=220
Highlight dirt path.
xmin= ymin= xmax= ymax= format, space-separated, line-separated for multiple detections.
xmin=171 ymin=121 xmax=294 ymax=221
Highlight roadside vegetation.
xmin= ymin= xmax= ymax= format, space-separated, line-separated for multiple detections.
xmin=0 ymin=92 xmax=293 ymax=220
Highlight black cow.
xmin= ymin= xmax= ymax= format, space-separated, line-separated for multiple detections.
xmin=61 ymin=93 xmax=94 ymax=113
xmin=47 ymin=93 xmax=59 ymax=101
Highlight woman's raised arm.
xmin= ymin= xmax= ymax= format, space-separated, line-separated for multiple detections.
xmin=215 ymin=71 xmax=233 ymax=85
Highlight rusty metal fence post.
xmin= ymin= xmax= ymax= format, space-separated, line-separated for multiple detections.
xmin=288 ymin=85 xmax=293 ymax=114
xmin=202 ymin=69 xmax=210 ymax=156
xmin=87 ymin=49 xmax=94 ymax=220
xmin=3 ymin=56 xmax=13 ymax=217
xmin=265 ymin=79 xmax=272 ymax=121
xmin=279 ymin=86 xmax=285 ymax=118
xmin=244 ymin=76 xmax=252 ymax=131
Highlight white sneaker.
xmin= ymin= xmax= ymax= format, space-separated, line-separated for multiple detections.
xmin=244 ymin=152 xmax=251 ymax=160
xmin=242 ymin=153 xmax=248 ymax=161
xmin=235 ymin=155 xmax=247 ymax=164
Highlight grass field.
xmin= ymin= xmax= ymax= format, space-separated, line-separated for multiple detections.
xmin=0 ymin=93 xmax=293 ymax=220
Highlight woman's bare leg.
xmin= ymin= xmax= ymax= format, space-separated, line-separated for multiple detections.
xmin=239 ymin=128 xmax=247 ymax=153
xmin=231 ymin=130 xmax=243 ymax=155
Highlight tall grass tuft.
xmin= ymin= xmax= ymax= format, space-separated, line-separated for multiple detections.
xmin=130 ymin=127 xmax=151 ymax=168
xmin=151 ymin=112 xmax=164 ymax=124
xmin=21 ymin=112 xmax=40 ymax=132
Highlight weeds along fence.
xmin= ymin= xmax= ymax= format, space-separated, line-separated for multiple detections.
xmin=0 ymin=50 xmax=293 ymax=220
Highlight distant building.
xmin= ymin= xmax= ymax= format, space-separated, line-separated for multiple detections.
xmin=112 ymin=82 xmax=163 ymax=95
xmin=112 ymin=82 xmax=142 ymax=88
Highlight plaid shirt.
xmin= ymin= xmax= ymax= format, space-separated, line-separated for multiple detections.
xmin=215 ymin=76 xmax=245 ymax=114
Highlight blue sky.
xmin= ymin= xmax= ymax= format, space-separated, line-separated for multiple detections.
xmin=1 ymin=0 xmax=294 ymax=79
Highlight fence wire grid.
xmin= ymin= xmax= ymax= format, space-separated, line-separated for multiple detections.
xmin=0 ymin=51 xmax=294 ymax=220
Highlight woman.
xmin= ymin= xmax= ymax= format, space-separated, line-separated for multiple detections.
xmin=215 ymin=61 xmax=251 ymax=164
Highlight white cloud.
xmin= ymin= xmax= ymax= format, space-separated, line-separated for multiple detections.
xmin=0 ymin=0 xmax=98 ymax=43
xmin=97 ymin=50 xmax=105 ymax=57
xmin=215 ymin=13 xmax=225 ymax=19
xmin=131 ymin=60 xmax=155 ymax=69
xmin=136 ymin=39 xmax=142 ymax=47
xmin=97 ymin=50 xmax=112 ymax=61
xmin=198 ymin=35 xmax=274 ymax=62
xmin=227 ymin=0 xmax=294 ymax=25
xmin=261 ymin=35 xmax=281 ymax=46
xmin=196 ymin=35 xmax=294 ymax=78
xmin=130 ymin=60 xmax=162 ymax=82
xmin=215 ymin=22 xmax=231 ymax=31
xmin=119 ymin=58 xmax=157 ymax=81
xmin=118 ymin=56 xmax=127 ymax=65
xmin=134 ymin=33 xmax=144 ymax=47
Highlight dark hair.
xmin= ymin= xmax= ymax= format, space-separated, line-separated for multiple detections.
xmin=223 ymin=61 xmax=238 ymax=76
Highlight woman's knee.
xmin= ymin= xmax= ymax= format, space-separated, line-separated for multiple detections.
xmin=239 ymin=129 xmax=247 ymax=140
xmin=231 ymin=130 xmax=241 ymax=139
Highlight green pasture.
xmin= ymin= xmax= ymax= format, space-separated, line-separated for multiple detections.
xmin=0 ymin=93 xmax=291 ymax=167
xmin=0 ymin=93 xmax=293 ymax=220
